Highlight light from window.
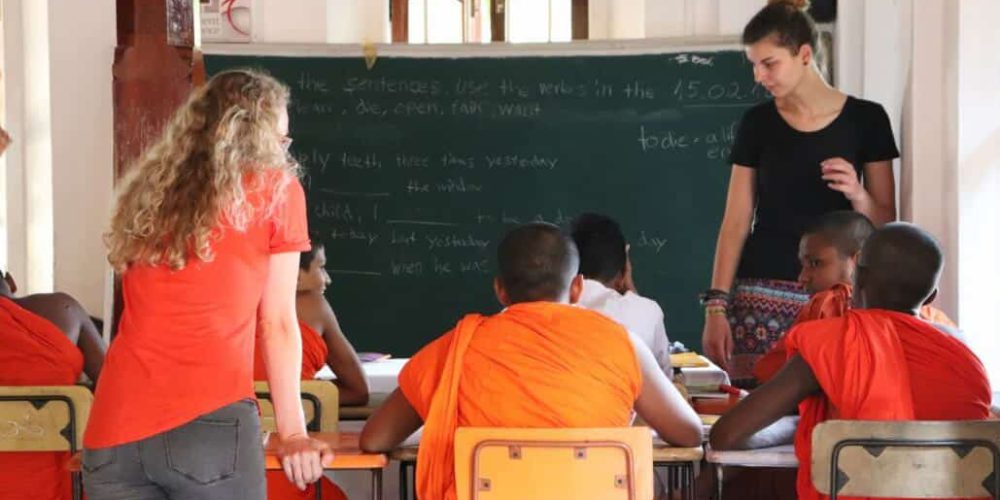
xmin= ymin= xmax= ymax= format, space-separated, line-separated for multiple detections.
xmin=508 ymin=0 xmax=571 ymax=43
xmin=409 ymin=0 xmax=463 ymax=44
xmin=407 ymin=0 xmax=572 ymax=44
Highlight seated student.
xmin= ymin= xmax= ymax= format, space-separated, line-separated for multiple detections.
xmin=753 ymin=211 xmax=957 ymax=383
xmin=254 ymin=240 xmax=369 ymax=404
xmin=360 ymin=223 xmax=703 ymax=500
xmin=254 ymin=242 xmax=366 ymax=500
xmin=711 ymin=223 xmax=992 ymax=500
xmin=570 ymin=213 xmax=672 ymax=373
xmin=0 ymin=268 xmax=107 ymax=500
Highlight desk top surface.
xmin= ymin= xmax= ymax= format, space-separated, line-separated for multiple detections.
xmin=263 ymin=431 xmax=387 ymax=470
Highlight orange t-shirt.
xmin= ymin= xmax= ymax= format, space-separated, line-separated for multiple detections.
xmin=0 ymin=296 xmax=84 ymax=500
xmin=84 ymin=171 xmax=310 ymax=448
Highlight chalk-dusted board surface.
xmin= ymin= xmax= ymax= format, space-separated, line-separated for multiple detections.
xmin=205 ymin=46 xmax=765 ymax=355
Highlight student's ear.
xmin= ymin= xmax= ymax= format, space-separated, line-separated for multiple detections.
xmin=493 ymin=277 xmax=511 ymax=307
xmin=3 ymin=273 xmax=16 ymax=294
xmin=568 ymin=274 xmax=584 ymax=304
xmin=846 ymin=250 xmax=862 ymax=279
xmin=923 ymin=288 xmax=939 ymax=306
xmin=798 ymin=43 xmax=813 ymax=66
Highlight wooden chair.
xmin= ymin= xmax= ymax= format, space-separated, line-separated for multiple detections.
xmin=0 ymin=385 xmax=93 ymax=500
xmin=454 ymin=427 xmax=653 ymax=500
xmin=254 ymin=380 xmax=339 ymax=432
xmin=812 ymin=420 xmax=1000 ymax=499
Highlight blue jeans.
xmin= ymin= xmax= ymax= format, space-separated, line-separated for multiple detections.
xmin=82 ymin=399 xmax=265 ymax=500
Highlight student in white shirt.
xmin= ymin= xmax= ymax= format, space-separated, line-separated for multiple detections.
xmin=570 ymin=213 xmax=672 ymax=374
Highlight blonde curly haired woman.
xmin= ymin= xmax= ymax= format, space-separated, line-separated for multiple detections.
xmin=82 ymin=70 xmax=331 ymax=499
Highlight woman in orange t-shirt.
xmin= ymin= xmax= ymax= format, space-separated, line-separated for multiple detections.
xmin=83 ymin=70 xmax=331 ymax=499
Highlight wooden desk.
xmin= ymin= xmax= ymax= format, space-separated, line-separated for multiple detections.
xmin=265 ymin=431 xmax=386 ymax=500
xmin=339 ymin=392 xmax=390 ymax=421
xmin=706 ymin=442 xmax=798 ymax=500
xmin=69 ymin=431 xmax=387 ymax=500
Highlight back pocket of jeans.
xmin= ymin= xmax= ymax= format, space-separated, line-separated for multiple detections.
xmin=82 ymin=447 xmax=116 ymax=474
xmin=164 ymin=417 xmax=239 ymax=485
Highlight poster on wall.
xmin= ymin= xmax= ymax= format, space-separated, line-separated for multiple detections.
xmin=201 ymin=0 xmax=252 ymax=43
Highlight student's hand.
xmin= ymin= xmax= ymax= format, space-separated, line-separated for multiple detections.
xmin=702 ymin=314 xmax=733 ymax=370
xmin=278 ymin=434 xmax=335 ymax=490
xmin=820 ymin=157 xmax=865 ymax=201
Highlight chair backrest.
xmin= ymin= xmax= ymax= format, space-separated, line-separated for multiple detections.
xmin=254 ymin=380 xmax=338 ymax=432
xmin=0 ymin=385 xmax=93 ymax=452
xmin=812 ymin=420 xmax=1000 ymax=499
xmin=454 ymin=427 xmax=653 ymax=500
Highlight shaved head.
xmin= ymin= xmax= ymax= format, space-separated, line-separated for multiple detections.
xmin=496 ymin=223 xmax=580 ymax=304
xmin=803 ymin=210 xmax=875 ymax=258
xmin=855 ymin=223 xmax=943 ymax=312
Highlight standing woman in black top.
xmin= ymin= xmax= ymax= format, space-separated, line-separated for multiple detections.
xmin=701 ymin=0 xmax=899 ymax=385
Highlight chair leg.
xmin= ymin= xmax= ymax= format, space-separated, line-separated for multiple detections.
xmin=399 ymin=461 xmax=409 ymax=500
xmin=73 ymin=471 xmax=82 ymax=500
xmin=685 ymin=463 xmax=695 ymax=500
xmin=715 ymin=465 xmax=723 ymax=500
xmin=372 ymin=468 xmax=383 ymax=500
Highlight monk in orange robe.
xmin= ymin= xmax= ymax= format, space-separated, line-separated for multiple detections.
xmin=0 ymin=269 xmax=107 ymax=499
xmin=360 ymin=223 xmax=704 ymax=500
xmin=254 ymin=242 xmax=367 ymax=500
xmin=754 ymin=211 xmax=957 ymax=384
xmin=712 ymin=223 xmax=992 ymax=500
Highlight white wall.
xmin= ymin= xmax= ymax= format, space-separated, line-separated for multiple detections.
xmin=588 ymin=0 xmax=764 ymax=39
xmin=3 ymin=0 xmax=55 ymax=296
xmin=252 ymin=0 xmax=389 ymax=44
xmin=1 ymin=0 xmax=114 ymax=314
xmin=47 ymin=0 xmax=115 ymax=315
xmin=956 ymin=0 xmax=1000 ymax=382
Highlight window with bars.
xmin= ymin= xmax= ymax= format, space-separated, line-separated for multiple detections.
xmin=392 ymin=0 xmax=586 ymax=44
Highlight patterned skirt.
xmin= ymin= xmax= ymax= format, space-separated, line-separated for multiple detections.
xmin=727 ymin=278 xmax=809 ymax=387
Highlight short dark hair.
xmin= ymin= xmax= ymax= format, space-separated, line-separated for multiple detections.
xmin=858 ymin=223 xmax=943 ymax=310
xmin=570 ymin=213 xmax=627 ymax=284
xmin=742 ymin=0 xmax=818 ymax=55
xmin=802 ymin=210 xmax=875 ymax=258
xmin=497 ymin=223 xmax=579 ymax=304
xmin=299 ymin=237 xmax=324 ymax=271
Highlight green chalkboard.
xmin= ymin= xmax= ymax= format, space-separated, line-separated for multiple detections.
xmin=205 ymin=47 xmax=765 ymax=356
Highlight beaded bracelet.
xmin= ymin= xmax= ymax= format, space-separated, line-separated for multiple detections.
xmin=699 ymin=288 xmax=731 ymax=305
xmin=705 ymin=305 xmax=728 ymax=317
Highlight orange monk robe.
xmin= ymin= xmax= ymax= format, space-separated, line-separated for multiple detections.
xmin=753 ymin=283 xmax=958 ymax=383
xmin=0 ymin=296 xmax=84 ymax=500
xmin=785 ymin=310 xmax=991 ymax=500
xmin=253 ymin=321 xmax=346 ymax=500
xmin=399 ymin=302 xmax=643 ymax=500
xmin=254 ymin=320 xmax=329 ymax=381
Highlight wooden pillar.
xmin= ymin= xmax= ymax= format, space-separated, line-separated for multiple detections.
xmin=111 ymin=0 xmax=202 ymax=334
xmin=391 ymin=0 xmax=409 ymax=42
xmin=572 ymin=0 xmax=588 ymax=40
xmin=114 ymin=0 xmax=202 ymax=179
xmin=491 ymin=0 xmax=506 ymax=42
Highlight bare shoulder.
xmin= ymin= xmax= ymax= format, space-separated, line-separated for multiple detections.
xmin=16 ymin=292 xmax=83 ymax=318
xmin=296 ymin=292 xmax=337 ymax=326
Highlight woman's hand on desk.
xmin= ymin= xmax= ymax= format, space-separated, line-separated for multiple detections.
xmin=278 ymin=434 xmax=334 ymax=490
xmin=702 ymin=314 xmax=733 ymax=370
